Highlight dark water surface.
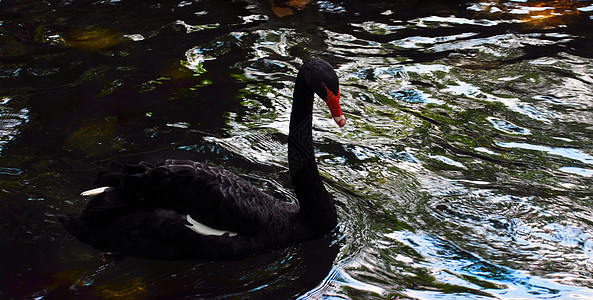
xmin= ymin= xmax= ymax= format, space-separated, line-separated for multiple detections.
xmin=2 ymin=0 xmax=593 ymax=298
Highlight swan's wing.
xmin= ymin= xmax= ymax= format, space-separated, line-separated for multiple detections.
xmin=162 ymin=159 xmax=298 ymax=236
xmin=89 ymin=160 xmax=297 ymax=236
xmin=61 ymin=193 xmax=257 ymax=260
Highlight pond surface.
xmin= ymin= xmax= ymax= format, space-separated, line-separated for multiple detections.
xmin=2 ymin=0 xmax=593 ymax=298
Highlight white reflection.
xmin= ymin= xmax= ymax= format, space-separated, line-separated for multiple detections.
xmin=301 ymin=265 xmax=386 ymax=299
xmin=475 ymin=147 xmax=499 ymax=156
xmin=430 ymin=155 xmax=467 ymax=169
xmin=509 ymin=6 xmax=554 ymax=15
xmin=417 ymin=15 xmax=499 ymax=27
xmin=174 ymin=20 xmax=219 ymax=33
xmin=386 ymin=230 xmax=593 ymax=299
xmin=390 ymin=32 xmax=477 ymax=50
xmin=487 ymin=117 xmax=531 ymax=135
xmin=498 ymin=142 xmax=593 ymax=165
xmin=444 ymin=81 xmax=556 ymax=123
xmin=559 ymin=167 xmax=593 ymax=177
xmin=0 ymin=97 xmax=29 ymax=154
xmin=404 ymin=63 xmax=450 ymax=74
xmin=123 ymin=34 xmax=145 ymax=41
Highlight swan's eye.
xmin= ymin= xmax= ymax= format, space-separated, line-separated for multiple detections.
xmin=320 ymin=82 xmax=338 ymax=100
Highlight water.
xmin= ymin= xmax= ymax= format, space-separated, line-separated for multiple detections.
xmin=1 ymin=0 xmax=593 ymax=298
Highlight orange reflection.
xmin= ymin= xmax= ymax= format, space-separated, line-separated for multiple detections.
xmin=480 ymin=0 xmax=592 ymax=27
xmin=64 ymin=28 xmax=124 ymax=51
xmin=523 ymin=0 xmax=586 ymax=26
xmin=269 ymin=0 xmax=312 ymax=17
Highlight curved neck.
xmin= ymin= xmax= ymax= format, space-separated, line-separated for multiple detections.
xmin=288 ymin=72 xmax=337 ymax=232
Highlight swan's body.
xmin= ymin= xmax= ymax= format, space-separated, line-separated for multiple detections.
xmin=60 ymin=58 xmax=345 ymax=260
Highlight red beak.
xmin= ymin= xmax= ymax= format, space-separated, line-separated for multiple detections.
xmin=324 ymin=87 xmax=346 ymax=128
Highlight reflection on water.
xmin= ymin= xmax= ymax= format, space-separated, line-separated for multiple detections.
xmin=1 ymin=0 xmax=593 ymax=298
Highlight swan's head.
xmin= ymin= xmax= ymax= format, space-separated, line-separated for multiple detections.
xmin=303 ymin=58 xmax=346 ymax=128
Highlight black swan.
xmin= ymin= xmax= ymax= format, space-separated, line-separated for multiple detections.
xmin=60 ymin=58 xmax=345 ymax=260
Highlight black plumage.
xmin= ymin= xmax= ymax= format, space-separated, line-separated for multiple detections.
xmin=61 ymin=58 xmax=344 ymax=260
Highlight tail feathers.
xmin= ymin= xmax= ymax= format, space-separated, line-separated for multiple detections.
xmin=93 ymin=161 xmax=165 ymax=198
xmin=81 ymin=186 xmax=113 ymax=197
xmin=78 ymin=187 xmax=137 ymax=221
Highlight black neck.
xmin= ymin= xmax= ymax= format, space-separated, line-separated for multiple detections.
xmin=288 ymin=72 xmax=337 ymax=232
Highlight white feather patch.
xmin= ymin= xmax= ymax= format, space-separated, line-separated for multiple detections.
xmin=80 ymin=187 xmax=112 ymax=197
xmin=185 ymin=215 xmax=238 ymax=237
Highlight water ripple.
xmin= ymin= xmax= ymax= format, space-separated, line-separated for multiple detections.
xmin=2 ymin=0 xmax=593 ymax=299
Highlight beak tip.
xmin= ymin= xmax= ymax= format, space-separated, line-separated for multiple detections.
xmin=334 ymin=115 xmax=346 ymax=127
